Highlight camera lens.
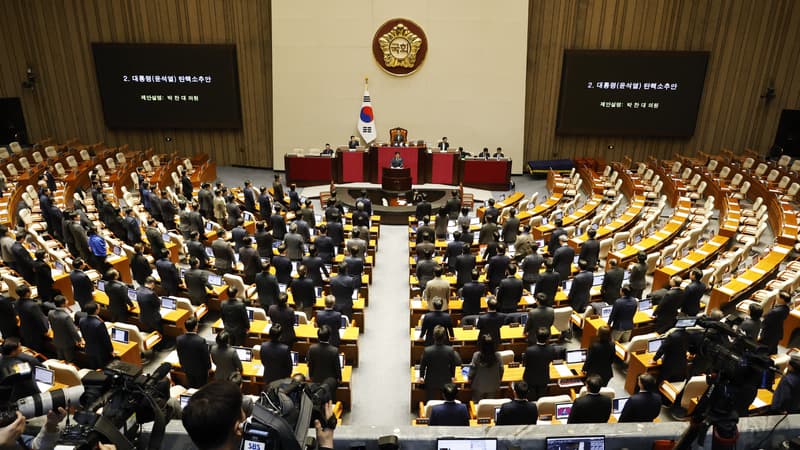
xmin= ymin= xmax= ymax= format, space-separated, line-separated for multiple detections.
xmin=16 ymin=386 xmax=84 ymax=418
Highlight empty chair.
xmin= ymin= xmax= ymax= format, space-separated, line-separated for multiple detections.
xmin=718 ymin=166 xmax=731 ymax=180
xmin=152 ymin=155 xmax=161 ymax=167
xmin=671 ymin=161 xmax=682 ymax=175
xmin=54 ymin=162 xmax=66 ymax=179
xmin=791 ymin=160 xmax=800 ymax=172
xmin=116 ymin=152 xmax=126 ymax=164
xmin=741 ymin=157 xmax=755 ymax=171
xmin=17 ymin=157 xmax=30 ymax=170
xmin=706 ymin=159 xmax=718 ymax=173
xmin=616 ymin=332 xmax=658 ymax=363
xmin=598 ymin=237 xmax=613 ymax=261
xmin=754 ymin=163 xmax=768 ymax=177
xmin=729 ymin=173 xmax=743 ymax=190
xmin=678 ymin=375 xmax=708 ymax=411
xmin=741 ymin=197 xmax=764 ymax=217
xmin=250 ymin=307 xmax=268 ymax=321
xmin=31 ymin=152 xmax=43 ymax=164
xmin=780 ymin=182 xmax=800 ymax=202
xmin=295 ymin=311 xmax=309 ymax=324
xmin=766 ymin=170 xmax=781 ymax=185
xmin=111 ymin=322 xmax=162 ymax=355
xmin=9 ymin=142 xmax=22 ymax=154
xmin=42 ymin=360 xmax=91 ymax=386
xmin=775 ymin=175 xmax=791 ymax=191
xmin=642 ymin=168 xmax=654 ymax=182
xmin=130 ymin=172 xmax=140 ymax=190
xmin=529 ymin=192 xmax=539 ymax=207
xmin=0 ymin=147 xmax=8 ymax=159
xmin=517 ymin=199 xmax=529 ymax=212
xmin=66 ymin=155 xmax=78 ymax=168
xmin=2 ymin=275 xmax=37 ymax=299
xmin=611 ymin=231 xmax=630 ymax=251
xmin=183 ymin=158 xmax=194 ymax=173
xmin=472 ymin=399 xmax=511 ymax=418
xmin=498 ymin=349 xmax=515 ymax=365
xmin=645 ymin=252 xmax=660 ymax=275
xmin=223 ymin=273 xmax=257 ymax=299
xmin=45 ymin=145 xmax=58 ymax=159
xmin=553 ymin=307 xmax=572 ymax=336
xmin=106 ymin=157 xmax=117 ymax=171
xmin=80 ymin=149 xmax=91 ymax=161
xmin=142 ymin=160 xmax=153 ymax=173
xmin=680 ymin=167 xmax=692 ymax=180
xmin=732 ymin=181 xmax=751 ymax=200
xmin=778 ymin=155 xmax=792 ymax=168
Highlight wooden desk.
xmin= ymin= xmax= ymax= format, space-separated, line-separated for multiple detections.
xmin=533 ymin=194 xmax=603 ymax=241
xmin=607 ymin=201 xmax=691 ymax=270
xmin=476 ymin=192 xmax=525 ymax=221
xmin=625 ymin=351 xmax=660 ymax=394
xmin=92 ymin=290 xmax=191 ymax=338
xmin=284 ymin=155 xmax=334 ymax=187
xmin=570 ymin=197 xmax=645 ymax=249
xmin=461 ymin=158 xmax=511 ymax=191
xmin=112 ymin=340 xmax=140 ymax=366
xmin=708 ymin=244 xmax=791 ymax=311
xmin=211 ymin=319 xmax=360 ymax=367
xmin=581 ymin=312 xmax=654 ymax=348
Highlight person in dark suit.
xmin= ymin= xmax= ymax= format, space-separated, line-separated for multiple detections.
xmin=260 ymin=325 xmax=293 ymax=385
xmin=760 ymin=291 xmax=791 ymax=355
xmin=238 ymin=237 xmax=261 ymax=285
xmin=419 ymin=297 xmax=454 ymax=346
xmin=184 ymin=258 xmax=212 ymax=307
xmin=520 ymin=243 xmax=544 ymax=285
xmin=211 ymin=236 xmax=235 ymax=275
xmin=256 ymin=187 xmax=272 ymax=222
xmin=255 ymin=260 xmax=281 ymax=310
xmin=579 ymin=228 xmax=600 ymax=270
xmin=454 ymin=245 xmax=476 ymax=288
xmin=390 ymin=152 xmax=404 ymax=168
xmin=11 ymin=234 xmax=36 ymax=284
xmin=283 ymin=223 xmax=304 ymax=261
xmin=314 ymin=225 xmax=335 ymax=264
xmin=254 ymin=222 xmax=274 ymax=259
xmin=198 ymin=183 xmax=214 ymax=219
xmin=534 ymin=259 xmax=560 ymax=306
xmin=478 ymin=218 xmax=499 ymax=246
xmin=316 ymin=296 xmax=343 ymax=348
xmin=548 ymin=219 xmax=566 ymax=255
xmin=415 ymin=249 xmax=437 ymax=291
xmin=654 ymin=327 xmax=689 ymax=382
xmin=69 ymin=258 xmax=94 ymax=310
xmin=496 ymin=264 xmax=523 ymax=313
xmin=79 ymin=302 xmax=114 ymax=369
xmin=15 ymin=285 xmax=49 ymax=354
xmin=739 ymin=303 xmax=762 ymax=341
xmin=654 ymin=276 xmax=684 ymax=333
xmin=231 ymin=219 xmax=249 ymax=253
xmin=0 ymin=338 xmax=44 ymax=401
xmin=418 ymin=326 xmax=462 ymax=402
xmin=225 ymin=197 xmax=242 ymax=230
xmin=618 ymin=373 xmax=662 ymax=422
xmin=486 ymin=245 xmax=511 ymax=293
xmin=482 ymin=198 xmax=499 ymax=223
xmin=48 ymin=295 xmax=81 ymax=361
xmin=155 ymin=249 xmax=181 ymax=296
xmin=290 ymin=265 xmax=317 ymax=319
xmin=269 ymin=205 xmax=287 ymax=240
xmin=242 ymin=181 xmax=256 ymax=214
xmin=428 ymin=383 xmax=470 ymax=426
xmin=160 ymin=191 xmax=178 ymax=230
xmin=477 ymin=297 xmax=506 ymax=345
xmin=130 ymin=243 xmax=151 ymax=287
xmin=32 ymin=250 xmax=55 ymax=302
xmin=681 ymin=269 xmax=705 ymax=316
xmin=105 ymin=269 xmax=134 ymax=322
xmin=272 ymin=174 xmax=286 ymax=207
xmin=287 ymin=184 xmax=301 ymax=212
xmin=502 ymin=208 xmax=520 ymax=244
xmin=415 ymin=217 xmax=434 ymax=244
xmin=608 ymin=284 xmax=638 ymax=342
xmin=459 ymin=270 xmax=486 ymax=317
xmin=0 ymin=293 xmax=19 ymax=339
xmin=267 ymin=293 xmax=296 ymax=347
xmin=496 ymin=381 xmax=538 ymax=425
xmin=445 ymin=190 xmax=461 ymax=221
xmin=301 ymin=245 xmax=329 ymax=287
xmin=343 ymin=247 xmax=364 ymax=292
xmin=582 ymin=325 xmax=614 ymax=386
xmin=552 ymin=235 xmax=574 ymax=281
xmin=186 ymin=232 xmax=209 ymax=270
xmin=329 ymin=263 xmax=355 ymax=319
xmin=347 ymin=135 xmax=359 ymax=149
xmin=414 ymin=194 xmax=432 ymax=221
xmin=628 ymin=251 xmax=648 ymax=299
xmin=136 ymin=277 xmax=164 ymax=335
xmin=180 ymin=169 xmax=194 ymax=201
xmin=525 ymin=293 xmax=554 ymax=344
xmin=443 ymin=234 xmax=465 ymax=274
xmin=327 ymin=217 xmax=345 ymax=249
xmin=769 ymin=354 xmax=800 ymax=414
xmin=437 ymin=137 xmax=450 ymax=150
xmin=145 ymin=220 xmax=165 ymax=259
xmin=210 ymin=330 xmax=243 ymax=382
xmin=601 ymin=258 xmax=625 ymax=304
xmin=567 ymin=374 xmax=612 ymax=424
xmin=221 ymin=292 xmax=250 ymax=346
xmin=177 ymin=317 xmax=212 ymax=388
xmin=307 ymin=326 xmax=342 ymax=388
xmin=568 ymin=260 xmax=593 ymax=312
xmin=523 ymin=327 xmax=562 ymax=400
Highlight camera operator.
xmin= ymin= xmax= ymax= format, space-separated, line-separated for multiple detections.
xmin=769 ymin=354 xmax=800 ymax=414
xmin=182 ymin=380 xmax=334 ymax=450
xmin=0 ymin=407 xmax=66 ymax=450
xmin=0 ymin=338 xmax=44 ymax=402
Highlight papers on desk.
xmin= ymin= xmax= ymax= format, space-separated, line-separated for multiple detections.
xmin=164 ymin=351 xmax=180 ymax=365
xmin=251 ymin=363 xmax=264 ymax=377
xmin=554 ymin=364 xmax=573 ymax=377
xmin=338 ymin=328 xmax=345 ymax=339
xmin=413 ymin=328 xmax=421 ymax=340
xmin=751 ymin=397 xmax=767 ymax=409
xmin=411 ymin=299 xmax=423 ymax=309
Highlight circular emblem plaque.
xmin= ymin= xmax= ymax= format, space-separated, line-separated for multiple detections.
xmin=372 ymin=18 xmax=428 ymax=76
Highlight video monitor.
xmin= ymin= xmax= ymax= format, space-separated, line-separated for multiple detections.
xmin=546 ymin=435 xmax=605 ymax=450
xmin=436 ymin=438 xmax=497 ymax=450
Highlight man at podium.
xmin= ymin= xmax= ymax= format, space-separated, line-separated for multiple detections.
xmin=390 ymin=151 xmax=404 ymax=168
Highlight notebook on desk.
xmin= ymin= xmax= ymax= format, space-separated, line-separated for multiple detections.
xmin=111 ymin=327 xmax=129 ymax=344
xmin=34 ymin=366 xmax=54 ymax=393
xmin=554 ymin=402 xmax=573 ymax=420
xmin=613 ymin=397 xmax=629 ymax=416
xmin=647 ymin=338 xmax=663 ymax=354
xmin=233 ymin=346 xmax=253 ymax=362
xmin=565 ymin=349 xmax=587 ymax=364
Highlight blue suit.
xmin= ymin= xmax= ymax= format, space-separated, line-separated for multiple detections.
xmin=428 ymin=401 xmax=469 ymax=426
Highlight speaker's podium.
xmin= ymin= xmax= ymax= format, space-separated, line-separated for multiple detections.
xmin=382 ymin=167 xmax=412 ymax=192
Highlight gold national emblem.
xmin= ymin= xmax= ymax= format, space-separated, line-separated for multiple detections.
xmin=372 ymin=19 xmax=428 ymax=76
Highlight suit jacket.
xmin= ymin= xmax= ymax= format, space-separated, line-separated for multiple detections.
xmin=301 ymin=256 xmax=328 ymax=286
xmin=270 ymin=214 xmax=287 ymax=240
xmin=525 ymin=306 xmax=554 ymax=343
xmin=161 ymin=198 xmax=177 ymax=224
xmin=255 ymin=272 xmax=281 ymax=309
xmin=496 ymin=399 xmax=538 ymax=425
xmin=761 ymin=304 xmax=790 ymax=348
xmin=314 ymin=308 xmax=341 ymax=346
xmin=654 ymin=287 xmax=683 ymax=333
xmin=568 ymin=270 xmax=593 ymax=312
xmin=131 ymin=253 xmax=151 ymax=285
xmin=582 ymin=340 xmax=614 ymax=383
xmin=454 ymin=254 xmax=476 ymax=287
xmin=79 ymin=315 xmax=113 ymax=366
xmin=344 ymin=256 xmax=364 ymax=289
xmin=106 ymin=279 xmax=134 ymax=321
xmin=429 ymin=402 xmax=470 ymax=426
xmin=187 ymin=239 xmax=209 ymax=269
xmin=502 ymin=217 xmax=520 ymax=244
xmin=460 ymin=282 xmax=486 ymax=317
xmin=327 ymin=221 xmax=344 ymax=246
xmin=423 ymin=277 xmax=451 ymax=308
xmin=444 ymin=241 xmax=465 ymax=273
xmin=523 ymin=343 xmax=561 ymax=387
xmin=568 ymin=393 xmax=612 ymax=424
xmin=477 ymin=311 xmax=507 ymax=344
xmin=212 ymin=239 xmax=235 ymax=272
xmin=618 ymin=391 xmax=662 ymax=422
xmin=258 ymin=194 xmax=272 ymax=220
xmin=579 ymin=239 xmax=600 ymax=269
xmin=415 ymin=202 xmax=432 ymax=221
xmin=416 ymin=258 xmax=437 ymax=289
xmin=290 ymin=276 xmax=316 ymax=309
xmin=255 ymin=231 xmax=274 ymax=259
xmin=307 ymin=342 xmax=342 ymax=383
xmin=260 ymin=341 xmax=293 ymax=384
xmin=156 ymin=258 xmax=180 ymax=295
xmin=226 ymin=201 xmax=241 ymax=228
xmin=48 ymin=307 xmax=80 ymax=351
xmin=521 ymin=253 xmax=544 ymax=284
xmin=552 ymin=245 xmax=575 ymax=281
xmin=329 ymin=274 xmax=355 ymax=315
xmin=284 ymin=232 xmax=305 ymax=260
xmin=273 ymin=181 xmax=285 ymax=203
xmin=272 ymin=255 xmax=293 ymax=284
xmin=198 ymin=189 xmax=214 ymax=216
xmin=415 ymin=225 xmax=434 ymax=243
xmin=496 ymin=276 xmax=523 ymax=313
xmin=122 ymin=216 xmax=142 ymax=245
xmin=221 ymin=299 xmax=250 ymax=337
xmin=12 ymin=241 xmax=35 ymax=282
xmin=600 ymin=267 xmax=625 ymax=304
xmin=629 ymin=262 xmax=647 ymax=290
xmin=145 ymin=227 xmax=165 ymax=258
xmin=608 ymin=295 xmax=637 ymax=331
xmin=231 ymin=226 xmax=248 ymax=252
xmin=17 ymin=297 xmax=48 ymax=351
xmin=548 ymin=228 xmax=566 ymax=254
xmin=288 ymin=191 xmax=301 ymax=211
xmin=654 ymin=329 xmax=689 ymax=382
xmin=0 ymin=295 xmax=19 ymax=338
xmin=177 ymin=333 xmax=211 ymax=382
xmin=486 ymin=254 xmax=511 ymax=288
xmin=420 ymin=344 xmax=461 ymax=394
xmin=184 ymin=269 xmax=211 ymax=306
xmin=136 ymin=286 xmax=162 ymax=330
xmin=682 ymin=280 xmax=705 ymax=316
xmin=33 ymin=259 xmax=54 ymax=300
xmin=314 ymin=235 xmax=335 ymax=263
xmin=243 ymin=187 xmax=256 ymax=212
xmin=534 ymin=271 xmax=560 ymax=305
xmin=268 ymin=305 xmax=297 ymax=344
xmin=211 ymin=344 xmax=243 ymax=381
xmin=419 ymin=311 xmax=454 ymax=346
xmin=239 ymin=246 xmax=261 ymax=283
xmin=478 ymin=222 xmax=499 ymax=245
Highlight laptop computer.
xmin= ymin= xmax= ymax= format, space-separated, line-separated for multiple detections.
xmin=615 ymin=240 xmax=627 ymax=250
xmin=207 ymin=274 xmax=223 ymax=286
xmin=246 ymin=308 xmax=255 ymax=322
xmin=205 ymin=221 xmax=214 ymax=231
xmin=234 ymin=346 xmax=253 ymax=362
xmin=562 ymin=279 xmax=573 ymax=293
xmin=339 ymin=354 xmax=345 ymax=368
xmin=601 ymin=305 xmax=613 ymax=320
xmin=113 ymin=246 xmax=122 ymax=256
xmin=675 ymin=317 xmax=697 ymax=328
xmin=53 ymin=261 xmax=65 ymax=275
xmin=546 ymin=435 xmax=605 ymax=450
xmin=638 ymin=298 xmax=652 ymax=312
xmin=96 ymin=280 xmax=106 ymax=292
xmin=555 ymin=402 xmax=573 ymax=420
xmin=179 ymin=393 xmax=192 ymax=409
xmin=592 ymin=273 xmax=605 ymax=286
xmin=127 ymin=288 xmax=137 ymax=301
xmin=161 ymin=297 xmax=177 ymax=310
xmin=633 ymin=234 xmax=643 ymax=244
xmin=34 ymin=366 xmax=55 ymax=393
xmin=663 ymin=255 xmax=674 ymax=266
xmin=565 ymin=349 xmax=588 ymax=365
xmin=111 ymin=327 xmax=129 ymax=344
xmin=647 ymin=338 xmax=664 ymax=354
xmin=162 ymin=233 xmax=170 ymax=243
xmin=613 ymin=397 xmax=629 ymax=415
xmin=278 ymin=283 xmax=287 ymax=293
xmin=291 ymin=351 xmax=299 ymax=366
xmin=205 ymin=247 xmax=214 ymax=258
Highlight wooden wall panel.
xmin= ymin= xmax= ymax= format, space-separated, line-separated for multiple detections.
xmin=524 ymin=0 xmax=800 ymax=164
xmin=0 ymin=0 xmax=272 ymax=167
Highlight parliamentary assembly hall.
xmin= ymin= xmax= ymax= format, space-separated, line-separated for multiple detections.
xmin=1 ymin=0 xmax=800 ymax=449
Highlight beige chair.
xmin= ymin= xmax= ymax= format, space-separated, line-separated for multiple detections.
xmin=295 ymin=311 xmax=309 ymax=324
xmin=611 ymin=231 xmax=630 ymax=253
xmin=2 ymin=274 xmax=38 ymax=299
xmin=679 ymin=375 xmax=709 ymax=411
xmin=754 ymin=162 xmax=768 ymax=177
xmin=706 ymin=159 xmax=718 ymax=173
xmin=80 ymin=149 xmax=91 ymax=161
xmin=54 ymin=162 xmax=66 ymax=179
xmin=111 ymin=322 xmax=162 ymax=355
xmin=732 ymin=181 xmax=751 ymax=200
xmin=741 ymin=157 xmax=755 ymax=171
xmin=718 ymin=166 xmax=731 ymax=180
xmin=152 ymin=155 xmax=161 ymax=167
xmin=42 ymin=360 xmax=91 ymax=386
xmin=45 ymin=146 xmax=58 ymax=159
xmin=116 ymin=152 xmax=126 ymax=164
xmin=553 ymin=307 xmax=572 ymax=336
xmin=615 ymin=332 xmax=658 ymax=363
xmin=142 ymin=160 xmax=153 ymax=173
xmin=671 ymin=161 xmax=682 ymax=175
xmin=175 ymin=296 xmax=208 ymax=321
xmin=660 ymin=379 xmax=688 ymax=405
xmin=536 ymin=394 xmax=572 ymax=416
xmin=31 ymin=152 xmax=43 ymax=164
xmin=66 ymin=155 xmax=79 ymax=169
xmin=791 ymin=160 xmax=800 ymax=172
xmin=528 ymin=192 xmax=539 ymax=207
xmin=0 ymin=147 xmax=8 ymax=159
xmin=729 ymin=173 xmax=743 ymax=190
xmin=106 ymin=157 xmax=117 ymax=171
xmin=780 ymin=183 xmax=800 ymax=202
xmin=598 ymin=238 xmax=613 ymax=261
xmin=17 ymin=157 xmax=30 ymax=170
xmin=5 ymin=164 xmax=18 ymax=179
xmin=223 ymin=274 xmax=257 ymax=299
xmin=472 ymin=398 xmax=511 ymax=418
xmin=777 ymin=155 xmax=792 ymax=168
xmin=680 ymin=167 xmax=692 ymax=180
xmin=9 ymin=142 xmax=22 ymax=154
xmin=248 ymin=307 xmax=268 ymax=321
xmin=498 ymin=349 xmax=515 ymax=365
xmin=576 ymin=386 xmax=615 ymax=400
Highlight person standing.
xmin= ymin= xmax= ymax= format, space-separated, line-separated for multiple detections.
xmin=79 ymin=302 xmax=114 ymax=369
xmin=417 ymin=325 xmax=461 ymax=402
xmin=522 ymin=327 xmax=562 ymax=400
xmin=221 ymin=291 xmax=250 ymax=346
xmin=628 ymin=252 xmax=648 ymax=299
xmin=48 ymin=295 xmax=82 ymax=361
xmin=608 ymin=285 xmax=638 ymax=342
xmin=260 ymin=325 xmax=293 ymax=385
xmin=467 ymin=335 xmax=504 ymax=401
xmin=495 ymin=381 xmax=538 ymax=425
xmin=582 ymin=325 xmax=614 ymax=386
xmin=681 ymin=268 xmax=706 ymax=316
xmin=760 ymin=291 xmax=791 ymax=355
xmin=177 ymin=316 xmax=212 ymax=388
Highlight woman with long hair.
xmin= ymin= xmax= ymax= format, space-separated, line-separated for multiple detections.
xmin=582 ymin=325 xmax=614 ymax=386
xmin=468 ymin=334 xmax=505 ymax=401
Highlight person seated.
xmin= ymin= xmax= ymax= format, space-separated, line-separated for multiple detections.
xmin=477 ymin=147 xmax=491 ymax=159
xmin=496 ymin=381 xmax=538 ymax=425
xmin=347 ymin=135 xmax=359 ymax=149
xmin=428 ymin=383 xmax=470 ymax=426
xmin=618 ymin=373 xmax=662 ymax=422
xmin=493 ymin=147 xmax=505 ymax=158
xmin=392 ymin=132 xmax=406 ymax=147
xmin=567 ymin=374 xmax=612 ymax=424
xmin=438 ymin=137 xmax=450 ymax=151
xmin=390 ymin=151 xmax=404 ymax=168
xmin=320 ymin=143 xmax=334 ymax=156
